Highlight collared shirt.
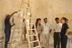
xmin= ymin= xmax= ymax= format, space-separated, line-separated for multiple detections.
xmin=61 ymin=23 xmax=69 ymax=36
xmin=42 ymin=23 xmax=51 ymax=34
xmin=54 ymin=23 xmax=62 ymax=32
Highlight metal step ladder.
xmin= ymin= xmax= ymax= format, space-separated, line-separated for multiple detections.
xmin=25 ymin=14 xmax=41 ymax=48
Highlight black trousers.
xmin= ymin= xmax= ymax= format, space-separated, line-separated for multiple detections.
xmin=61 ymin=35 xmax=68 ymax=48
xmin=5 ymin=29 xmax=11 ymax=48
xmin=54 ymin=32 xmax=61 ymax=48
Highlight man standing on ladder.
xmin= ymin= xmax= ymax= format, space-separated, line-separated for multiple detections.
xmin=4 ymin=11 xmax=17 ymax=48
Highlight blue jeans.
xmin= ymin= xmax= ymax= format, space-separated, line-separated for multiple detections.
xmin=5 ymin=29 xmax=11 ymax=48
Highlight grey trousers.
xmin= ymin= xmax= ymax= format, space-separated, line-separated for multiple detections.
xmin=41 ymin=33 xmax=49 ymax=48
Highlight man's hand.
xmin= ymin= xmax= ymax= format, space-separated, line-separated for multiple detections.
xmin=65 ymin=29 xmax=69 ymax=36
xmin=10 ymin=11 xmax=18 ymax=18
xmin=11 ymin=24 xmax=15 ymax=27
xmin=65 ymin=33 xmax=68 ymax=36
xmin=49 ymin=29 xmax=52 ymax=33
xmin=13 ymin=24 xmax=15 ymax=26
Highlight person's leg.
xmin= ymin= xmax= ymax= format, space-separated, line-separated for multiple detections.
xmin=57 ymin=33 xmax=61 ymax=48
xmin=38 ymin=34 xmax=40 ymax=41
xmin=41 ymin=33 xmax=45 ymax=48
xmin=24 ymin=31 xmax=26 ymax=40
xmin=54 ymin=32 xmax=57 ymax=48
xmin=44 ymin=34 xmax=47 ymax=48
xmin=63 ymin=36 xmax=68 ymax=48
xmin=61 ymin=36 xmax=64 ymax=48
xmin=5 ymin=33 xmax=8 ymax=48
xmin=46 ymin=33 xmax=49 ymax=48
xmin=5 ymin=30 xmax=11 ymax=48
xmin=61 ymin=36 xmax=68 ymax=48
xmin=42 ymin=34 xmax=46 ymax=48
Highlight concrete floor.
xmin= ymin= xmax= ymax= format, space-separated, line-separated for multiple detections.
xmin=0 ymin=34 xmax=72 ymax=48
xmin=14 ymin=35 xmax=72 ymax=48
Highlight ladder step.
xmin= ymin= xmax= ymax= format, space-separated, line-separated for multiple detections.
xmin=29 ymin=34 xmax=36 ymax=36
xmin=26 ymin=18 xmax=33 ymax=20
xmin=28 ymin=29 xmax=35 ymax=30
xmin=33 ymin=46 xmax=40 ymax=48
xmin=30 ymin=40 xmax=39 ymax=43
xmin=29 ymin=18 xmax=33 ymax=20
xmin=10 ymin=37 xmax=21 ymax=39
xmin=29 ymin=23 xmax=34 ymax=24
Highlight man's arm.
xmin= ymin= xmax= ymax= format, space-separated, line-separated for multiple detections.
xmin=49 ymin=24 xmax=52 ymax=33
xmin=65 ymin=29 xmax=69 ymax=36
xmin=11 ymin=24 xmax=15 ymax=27
xmin=9 ymin=11 xmax=18 ymax=18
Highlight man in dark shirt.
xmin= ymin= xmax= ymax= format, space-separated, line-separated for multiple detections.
xmin=4 ymin=11 xmax=17 ymax=48
xmin=61 ymin=17 xmax=69 ymax=48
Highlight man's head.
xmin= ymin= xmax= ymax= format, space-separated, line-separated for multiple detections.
xmin=55 ymin=17 xmax=59 ymax=23
xmin=61 ymin=17 xmax=67 ymax=24
xmin=44 ymin=18 xmax=47 ymax=23
xmin=66 ymin=19 xmax=68 ymax=24
xmin=36 ymin=18 xmax=41 ymax=24
xmin=6 ymin=14 xmax=10 ymax=18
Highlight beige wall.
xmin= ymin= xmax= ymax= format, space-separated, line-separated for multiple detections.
xmin=0 ymin=0 xmax=72 ymax=38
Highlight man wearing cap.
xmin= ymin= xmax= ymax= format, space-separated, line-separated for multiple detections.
xmin=41 ymin=18 xmax=51 ymax=48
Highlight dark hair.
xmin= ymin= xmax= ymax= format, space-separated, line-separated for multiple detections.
xmin=66 ymin=18 xmax=68 ymax=21
xmin=44 ymin=18 xmax=47 ymax=21
xmin=35 ymin=18 xmax=41 ymax=27
xmin=62 ymin=17 xmax=67 ymax=22
xmin=55 ymin=17 xmax=59 ymax=20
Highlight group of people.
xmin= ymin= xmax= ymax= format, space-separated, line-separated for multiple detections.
xmin=34 ymin=17 xmax=69 ymax=48
xmin=4 ymin=11 xmax=69 ymax=48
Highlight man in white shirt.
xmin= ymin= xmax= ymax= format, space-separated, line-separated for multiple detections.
xmin=41 ymin=18 xmax=51 ymax=48
xmin=54 ymin=17 xmax=62 ymax=48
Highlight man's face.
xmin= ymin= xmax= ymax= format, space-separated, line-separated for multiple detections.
xmin=55 ymin=19 xmax=59 ymax=23
xmin=61 ymin=19 xmax=65 ymax=24
xmin=66 ymin=20 xmax=68 ymax=24
xmin=44 ymin=20 xmax=47 ymax=23
xmin=38 ymin=20 xmax=41 ymax=24
xmin=6 ymin=14 xmax=10 ymax=18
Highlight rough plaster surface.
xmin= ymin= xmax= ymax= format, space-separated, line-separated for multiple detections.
xmin=0 ymin=0 xmax=72 ymax=48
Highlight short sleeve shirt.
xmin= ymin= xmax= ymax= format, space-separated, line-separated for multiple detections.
xmin=61 ymin=23 xmax=69 ymax=36
xmin=42 ymin=23 xmax=51 ymax=34
xmin=54 ymin=23 xmax=62 ymax=32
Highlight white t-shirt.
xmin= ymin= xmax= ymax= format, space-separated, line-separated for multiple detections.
xmin=54 ymin=23 xmax=62 ymax=32
xmin=42 ymin=23 xmax=51 ymax=34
